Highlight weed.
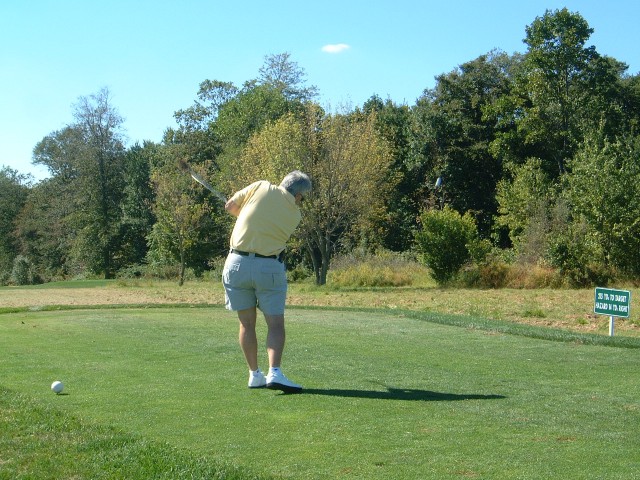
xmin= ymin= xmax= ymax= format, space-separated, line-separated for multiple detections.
xmin=329 ymin=250 xmax=432 ymax=287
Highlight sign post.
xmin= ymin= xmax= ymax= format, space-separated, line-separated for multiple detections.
xmin=594 ymin=288 xmax=631 ymax=336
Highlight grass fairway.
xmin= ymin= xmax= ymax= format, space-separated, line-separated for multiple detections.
xmin=1 ymin=306 xmax=639 ymax=479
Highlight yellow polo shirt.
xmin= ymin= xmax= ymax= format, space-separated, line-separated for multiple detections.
xmin=229 ymin=181 xmax=301 ymax=256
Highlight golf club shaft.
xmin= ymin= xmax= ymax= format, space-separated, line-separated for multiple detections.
xmin=188 ymin=170 xmax=227 ymax=204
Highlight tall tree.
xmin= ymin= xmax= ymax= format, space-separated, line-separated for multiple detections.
xmin=619 ymin=72 xmax=640 ymax=134
xmin=215 ymin=83 xmax=300 ymax=153
xmin=119 ymin=142 xmax=157 ymax=268
xmin=410 ymin=51 xmax=515 ymax=236
xmin=71 ymin=88 xmax=127 ymax=278
xmin=524 ymin=8 xmax=596 ymax=174
xmin=28 ymin=126 xmax=88 ymax=278
xmin=14 ymin=176 xmax=77 ymax=280
xmin=32 ymin=125 xmax=86 ymax=180
xmin=565 ymin=134 xmax=640 ymax=277
xmin=172 ymin=53 xmax=315 ymax=169
xmin=0 ymin=167 xmax=30 ymax=282
xmin=492 ymin=9 xmax=625 ymax=178
xmin=257 ymin=52 xmax=318 ymax=102
xmin=30 ymin=88 xmax=127 ymax=278
xmin=148 ymin=150 xmax=217 ymax=286
xmin=229 ymin=105 xmax=395 ymax=285
xmin=171 ymin=80 xmax=238 ymax=166
xmin=489 ymin=9 xmax=634 ymax=260
xmin=362 ymin=96 xmax=414 ymax=251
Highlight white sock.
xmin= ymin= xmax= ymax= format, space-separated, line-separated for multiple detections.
xmin=251 ymin=369 xmax=261 ymax=375
xmin=269 ymin=367 xmax=281 ymax=375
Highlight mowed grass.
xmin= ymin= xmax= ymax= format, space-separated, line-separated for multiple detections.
xmin=1 ymin=306 xmax=640 ymax=479
xmin=4 ymin=279 xmax=639 ymax=336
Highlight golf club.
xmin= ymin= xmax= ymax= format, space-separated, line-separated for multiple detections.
xmin=177 ymin=159 xmax=227 ymax=204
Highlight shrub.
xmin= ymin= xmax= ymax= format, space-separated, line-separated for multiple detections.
xmin=10 ymin=255 xmax=34 ymax=285
xmin=546 ymin=220 xmax=613 ymax=287
xmin=506 ymin=263 xmax=564 ymax=289
xmin=454 ymin=259 xmax=509 ymax=288
xmin=414 ymin=207 xmax=478 ymax=285
xmin=328 ymin=250 xmax=430 ymax=287
xmin=116 ymin=263 xmax=196 ymax=282
xmin=454 ymin=256 xmax=564 ymax=289
xmin=117 ymin=265 xmax=145 ymax=279
xmin=478 ymin=261 xmax=511 ymax=288
xmin=287 ymin=264 xmax=313 ymax=282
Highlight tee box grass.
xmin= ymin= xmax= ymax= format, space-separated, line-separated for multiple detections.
xmin=1 ymin=304 xmax=639 ymax=479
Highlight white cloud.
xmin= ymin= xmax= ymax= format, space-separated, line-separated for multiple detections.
xmin=321 ymin=43 xmax=350 ymax=54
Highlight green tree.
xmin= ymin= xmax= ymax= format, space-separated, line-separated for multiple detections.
xmin=495 ymin=158 xmax=555 ymax=249
xmin=229 ymin=105 xmax=395 ymax=285
xmin=149 ymin=159 xmax=212 ymax=286
xmin=492 ymin=9 xmax=626 ymax=178
xmin=32 ymin=125 xmax=86 ymax=180
xmin=619 ymin=73 xmax=640 ymax=134
xmin=362 ymin=96 xmax=415 ymax=251
xmin=303 ymin=108 xmax=395 ymax=285
xmin=174 ymin=80 xmax=239 ymax=132
xmin=565 ymin=134 xmax=640 ymax=277
xmin=410 ymin=51 xmax=514 ymax=237
xmin=226 ymin=112 xmax=310 ymax=186
xmin=119 ymin=142 xmax=157 ymax=269
xmin=28 ymin=88 xmax=127 ymax=279
xmin=9 ymin=255 xmax=35 ymax=285
xmin=0 ymin=167 xmax=30 ymax=283
xmin=171 ymin=80 xmax=238 ymax=166
xmin=70 ymin=88 xmax=126 ymax=278
xmin=522 ymin=8 xmax=597 ymax=175
xmin=257 ymin=52 xmax=318 ymax=102
xmin=171 ymin=53 xmax=314 ymax=175
xmin=14 ymin=177 xmax=76 ymax=280
xmin=28 ymin=126 xmax=89 ymax=279
xmin=215 ymin=83 xmax=304 ymax=154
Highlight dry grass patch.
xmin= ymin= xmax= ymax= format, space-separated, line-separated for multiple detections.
xmin=1 ymin=279 xmax=638 ymax=337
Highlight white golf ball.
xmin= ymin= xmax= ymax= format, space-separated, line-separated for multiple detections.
xmin=51 ymin=381 xmax=64 ymax=394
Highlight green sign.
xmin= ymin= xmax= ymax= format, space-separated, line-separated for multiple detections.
xmin=594 ymin=288 xmax=631 ymax=318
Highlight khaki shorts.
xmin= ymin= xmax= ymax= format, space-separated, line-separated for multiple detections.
xmin=222 ymin=251 xmax=287 ymax=315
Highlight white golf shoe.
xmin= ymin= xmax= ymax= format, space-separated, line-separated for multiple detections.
xmin=266 ymin=369 xmax=302 ymax=393
xmin=248 ymin=369 xmax=267 ymax=388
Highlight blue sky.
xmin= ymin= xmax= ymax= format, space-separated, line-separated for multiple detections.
xmin=2 ymin=1 xmax=639 ymax=180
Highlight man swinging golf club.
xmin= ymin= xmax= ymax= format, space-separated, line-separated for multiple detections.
xmin=222 ymin=171 xmax=312 ymax=393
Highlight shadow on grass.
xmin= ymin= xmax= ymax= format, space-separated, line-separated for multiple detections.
xmin=301 ymin=387 xmax=506 ymax=401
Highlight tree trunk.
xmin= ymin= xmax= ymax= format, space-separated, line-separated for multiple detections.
xmin=307 ymin=244 xmax=321 ymax=285
xmin=315 ymin=233 xmax=331 ymax=286
xmin=179 ymin=242 xmax=185 ymax=286
xmin=319 ymin=253 xmax=330 ymax=285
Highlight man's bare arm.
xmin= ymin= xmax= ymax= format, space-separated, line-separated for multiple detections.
xmin=225 ymin=199 xmax=240 ymax=217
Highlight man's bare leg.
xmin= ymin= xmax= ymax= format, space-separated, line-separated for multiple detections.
xmin=237 ymin=307 xmax=258 ymax=371
xmin=264 ymin=313 xmax=285 ymax=368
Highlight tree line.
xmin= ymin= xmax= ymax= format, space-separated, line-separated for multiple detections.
xmin=2 ymin=8 xmax=639 ymax=287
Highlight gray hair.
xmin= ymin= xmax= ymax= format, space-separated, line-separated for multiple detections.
xmin=280 ymin=170 xmax=312 ymax=197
